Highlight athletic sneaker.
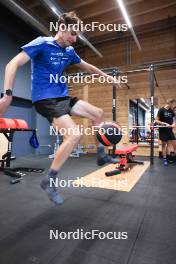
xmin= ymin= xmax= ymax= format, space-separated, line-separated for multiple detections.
xmin=168 ymin=156 xmax=176 ymax=164
xmin=40 ymin=177 xmax=64 ymax=205
xmin=97 ymin=155 xmax=119 ymax=166
xmin=168 ymin=159 xmax=175 ymax=164
xmin=163 ymin=158 xmax=168 ymax=166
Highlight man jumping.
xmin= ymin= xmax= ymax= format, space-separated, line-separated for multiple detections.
xmin=0 ymin=12 xmax=120 ymax=204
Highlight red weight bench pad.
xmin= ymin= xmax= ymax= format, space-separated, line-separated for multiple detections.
xmin=115 ymin=144 xmax=138 ymax=155
xmin=0 ymin=118 xmax=28 ymax=130
xmin=0 ymin=118 xmax=44 ymax=183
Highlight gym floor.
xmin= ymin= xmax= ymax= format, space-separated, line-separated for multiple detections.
xmin=0 ymin=155 xmax=176 ymax=264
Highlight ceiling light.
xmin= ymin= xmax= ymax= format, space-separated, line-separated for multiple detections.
xmin=117 ymin=0 xmax=132 ymax=28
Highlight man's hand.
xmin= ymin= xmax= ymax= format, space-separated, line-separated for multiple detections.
xmin=0 ymin=95 xmax=12 ymax=117
xmin=155 ymin=121 xmax=171 ymax=127
xmin=161 ymin=123 xmax=175 ymax=128
xmin=168 ymin=123 xmax=175 ymax=128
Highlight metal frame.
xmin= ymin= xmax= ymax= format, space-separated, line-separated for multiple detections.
xmin=0 ymin=129 xmax=44 ymax=183
xmin=112 ymin=69 xmax=118 ymax=156
xmin=118 ymin=62 xmax=176 ymax=165
xmin=136 ymin=99 xmax=139 ymax=145
xmin=67 ymin=61 xmax=175 ymax=165
xmin=121 ymin=65 xmax=155 ymax=165
xmin=149 ymin=65 xmax=155 ymax=165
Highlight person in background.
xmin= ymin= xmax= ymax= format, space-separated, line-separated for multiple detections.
xmin=155 ymin=99 xmax=176 ymax=166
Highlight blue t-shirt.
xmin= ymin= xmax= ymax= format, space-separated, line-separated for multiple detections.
xmin=21 ymin=36 xmax=81 ymax=103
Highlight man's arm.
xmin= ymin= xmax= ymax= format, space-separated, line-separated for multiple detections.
xmin=4 ymin=51 xmax=30 ymax=90
xmin=170 ymin=115 xmax=176 ymax=128
xmin=76 ymin=59 xmax=120 ymax=85
xmin=155 ymin=115 xmax=171 ymax=127
xmin=76 ymin=59 xmax=108 ymax=77
xmin=0 ymin=51 xmax=30 ymax=116
xmin=170 ymin=122 xmax=176 ymax=128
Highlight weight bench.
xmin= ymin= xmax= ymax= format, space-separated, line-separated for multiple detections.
xmin=0 ymin=118 xmax=44 ymax=183
xmin=105 ymin=144 xmax=144 ymax=176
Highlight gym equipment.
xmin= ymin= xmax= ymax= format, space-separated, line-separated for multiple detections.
xmin=70 ymin=144 xmax=84 ymax=158
xmin=0 ymin=118 xmax=44 ymax=183
xmin=96 ymin=122 xmax=122 ymax=146
xmin=129 ymin=122 xmax=170 ymax=130
xmin=106 ymin=144 xmax=144 ymax=176
xmin=0 ymin=118 xmax=16 ymax=129
xmin=105 ymin=69 xmax=144 ymax=176
xmin=68 ymin=64 xmax=175 ymax=165
xmin=29 ymin=130 xmax=39 ymax=149
xmin=129 ymin=122 xmax=171 ymax=145
xmin=115 ymin=144 xmax=144 ymax=169
xmin=105 ymin=169 xmax=121 ymax=176
xmin=48 ymin=133 xmax=62 ymax=159
xmin=70 ymin=144 xmax=96 ymax=158
xmin=110 ymin=66 xmax=159 ymax=164
xmin=13 ymin=119 xmax=29 ymax=129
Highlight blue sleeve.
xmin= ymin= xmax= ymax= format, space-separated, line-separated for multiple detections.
xmin=21 ymin=37 xmax=45 ymax=59
xmin=68 ymin=47 xmax=81 ymax=65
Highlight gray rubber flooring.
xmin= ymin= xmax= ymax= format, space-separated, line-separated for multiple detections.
xmin=0 ymin=154 xmax=176 ymax=264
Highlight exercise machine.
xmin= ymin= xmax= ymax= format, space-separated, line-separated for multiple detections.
xmin=0 ymin=118 xmax=44 ymax=183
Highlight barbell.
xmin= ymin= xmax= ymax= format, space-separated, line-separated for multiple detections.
xmin=129 ymin=123 xmax=173 ymax=130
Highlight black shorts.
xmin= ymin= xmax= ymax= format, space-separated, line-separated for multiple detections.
xmin=159 ymin=128 xmax=176 ymax=142
xmin=33 ymin=96 xmax=79 ymax=123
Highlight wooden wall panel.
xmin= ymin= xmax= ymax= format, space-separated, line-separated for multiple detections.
xmin=68 ymin=28 xmax=176 ymax=73
xmin=68 ymin=28 xmax=176 ymax=156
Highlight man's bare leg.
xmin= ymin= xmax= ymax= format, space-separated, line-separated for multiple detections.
xmin=71 ymin=100 xmax=119 ymax=165
xmin=162 ymin=141 xmax=168 ymax=166
xmin=170 ymin=140 xmax=176 ymax=162
xmin=170 ymin=140 xmax=176 ymax=155
xmin=41 ymin=100 xmax=118 ymax=204
xmin=41 ymin=114 xmax=81 ymax=204
xmin=51 ymin=115 xmax=81 ymax=170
